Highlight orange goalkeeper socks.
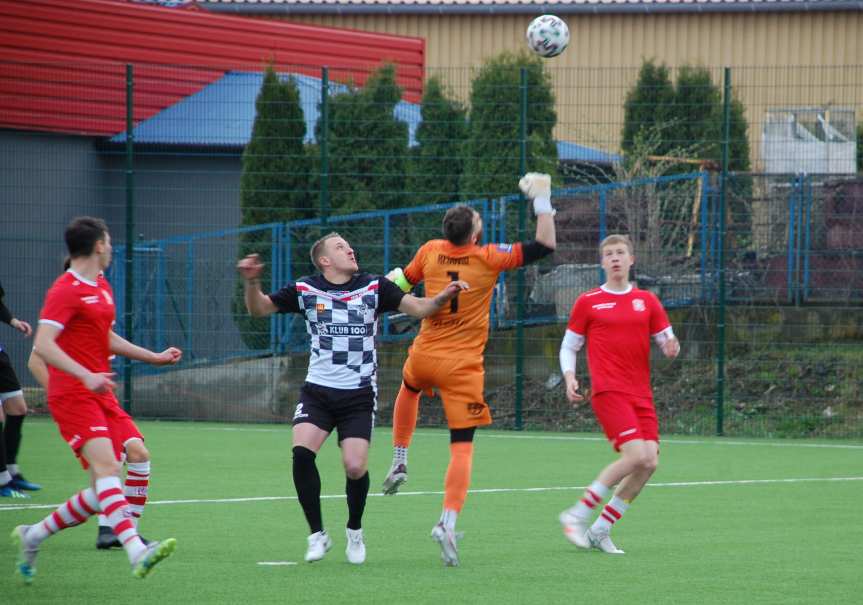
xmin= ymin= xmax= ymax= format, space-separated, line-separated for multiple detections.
xmin=392 ymin=383 xmax=420 ymax=448
xmin=443 ymin=441 xmax=474 ymax=512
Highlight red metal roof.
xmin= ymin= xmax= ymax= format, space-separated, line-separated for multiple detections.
xmin=0 ymin=0 xmax=425 ymax=136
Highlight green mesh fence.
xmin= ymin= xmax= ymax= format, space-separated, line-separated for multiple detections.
xmin=1 ymin=59 xmax=861 ymax=437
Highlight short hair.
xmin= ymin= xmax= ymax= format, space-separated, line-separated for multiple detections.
xmin=65 ymin=217 xmax=109 ymax=258
xmin=442 ymin=205 xmax=476 ymax=246
xmin=309 ymin=232 xmax=342 ymax=271
xmin=599 ymin=234 xmax=634 ymax=256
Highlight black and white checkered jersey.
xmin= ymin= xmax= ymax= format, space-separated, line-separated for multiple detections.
xmin=269 ymin=273 xmax=406 ymax=390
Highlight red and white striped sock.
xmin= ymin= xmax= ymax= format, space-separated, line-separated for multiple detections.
xmin=591 ymin=495 xmax=630 ymax=534
xmin=26 ymin=488 xmax=99 ymax=545
xmin=124 ymin=461 xmax=150 ymax=525
xmin=572 ymin=481 xmax=610 ymax=520
xmin=96 ymin=476 xmax=147 ymax=563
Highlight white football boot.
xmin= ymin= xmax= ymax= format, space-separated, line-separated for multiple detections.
xmin=586 ymin=528 xmax=625 ymax=555
xmin=381 ymin=463 xmax=408 ymax=495
xmin=304 ymin=530 xmax=333 ymax=562
xmin=558 ymin=509 xmax=591 ymax=549
xmin=345 ymin=528 xmax=366 ymax=565
xmin=431 ymin=522 xmax=463 ymax=567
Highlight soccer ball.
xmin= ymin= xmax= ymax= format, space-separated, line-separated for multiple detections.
xmin=526 ymin=15 xmax=570 ymax=59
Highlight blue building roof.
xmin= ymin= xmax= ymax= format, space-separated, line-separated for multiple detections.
xmin=111 ymin=71 xmax=620 ymax=164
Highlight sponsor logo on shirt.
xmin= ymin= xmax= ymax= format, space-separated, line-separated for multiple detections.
xmin=81 ymin=295 xmax=101 ymax=305
xmin=317 ymin=323 xmax=370 ymax=336
xmin=316 ymin=303 xmax=326 ymax=313
xmin=632 ymin=298 xmax=646 ymax=312
xmin=592 ymin=302 xmax=617 ymax=310
xmin=496 ymin=244 xmax=513 ymax=253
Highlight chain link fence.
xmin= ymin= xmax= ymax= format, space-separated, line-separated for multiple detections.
xmin=1 ymin=59 xmax=860 ymax=437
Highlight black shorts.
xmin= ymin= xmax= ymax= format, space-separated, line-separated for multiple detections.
xmin=0 ymin=350 xmax=23 ymax=401
xmin=294 ymin=382 xmax=376 ymax=443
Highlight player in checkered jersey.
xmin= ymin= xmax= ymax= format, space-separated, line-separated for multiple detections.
xmin=238 ymin=232 xmax=467 ymax=565
xmin=558 ymin=234 xmax=680 ymax=555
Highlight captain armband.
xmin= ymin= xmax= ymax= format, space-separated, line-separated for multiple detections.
xmin=385 ymin=267 xmax=414 ymax=293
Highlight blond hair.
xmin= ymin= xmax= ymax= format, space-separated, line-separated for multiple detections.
xmin=309 ymin=232 xmax=342 ymax=271
xmin=599 ymin=234 xmax=634 ymax=256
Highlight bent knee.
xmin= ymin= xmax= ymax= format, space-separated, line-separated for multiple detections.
xmin=636 ymin=454 xmax=658 ymax=475
xmin=124 ymin=439 xmax=150 ymax=463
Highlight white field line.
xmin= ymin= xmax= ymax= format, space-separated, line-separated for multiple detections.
xmin=158 ymin=425 xmax=863 ymax=450
xmin=20 ymin=421 xmax=863 ymax=449
xmin=2 ymin=476 xmax=861 ymax=513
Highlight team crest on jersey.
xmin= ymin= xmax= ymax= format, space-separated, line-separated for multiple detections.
xmin=632 ymin=298 xmax=646 ymax=312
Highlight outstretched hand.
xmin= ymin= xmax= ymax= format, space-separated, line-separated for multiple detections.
xmin=518 ymin=172 xmax=551 ymax=200
xmin=236 ymin=254 xmax=264 ymax=281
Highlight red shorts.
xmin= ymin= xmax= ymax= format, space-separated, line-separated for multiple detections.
xmin=591 ymin=391 xmax=659 ymax=452
xmin=48 ymin=391 xmax=144 ymax=469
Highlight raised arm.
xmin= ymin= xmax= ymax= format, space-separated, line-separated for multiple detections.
xmin=237 ymin=253 xmax=278 ymax=318
xmin=519 ymin=172 xmax=557 ymax=252
xmin=398 ymin=280 xmax=469 ymax=319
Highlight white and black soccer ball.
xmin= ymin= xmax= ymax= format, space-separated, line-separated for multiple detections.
xmin=526 ymin=15 xmax=570 ymax=59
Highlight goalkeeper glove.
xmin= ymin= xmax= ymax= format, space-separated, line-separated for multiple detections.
xmin=385 ymin=267 xmax=413 ymax=293
xmin=518 ymin=172 xmax=555 ymax=216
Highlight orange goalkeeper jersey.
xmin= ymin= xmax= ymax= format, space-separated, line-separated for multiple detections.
xmin=404 ymin=239 xmax=524 ymax=359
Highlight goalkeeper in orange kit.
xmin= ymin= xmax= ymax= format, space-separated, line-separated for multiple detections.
xmin=382 ymin=173 xmax=557 ymax=566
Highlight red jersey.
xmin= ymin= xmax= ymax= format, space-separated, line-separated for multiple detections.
xmin=567 ymin=285 xmax=671 ymax=398
xmin=39 ymin=270 xmax=115 ymax=397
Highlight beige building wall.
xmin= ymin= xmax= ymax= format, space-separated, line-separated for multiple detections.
xmin=262 ymin=12 xmax=863 ymax=169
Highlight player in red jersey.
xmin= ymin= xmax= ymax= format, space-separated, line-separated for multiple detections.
xmin=28 ymin=256 xmax=157 ymax=550
xmin=558 ymin=234 xmax=680 ymax=555
xmin=11 ymin=217 xmax=179 ymax=583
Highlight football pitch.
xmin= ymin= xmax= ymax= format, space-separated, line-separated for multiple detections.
xmin=2 ymin=418 xmax=861 ymax=604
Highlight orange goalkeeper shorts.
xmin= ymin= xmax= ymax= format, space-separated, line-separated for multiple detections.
xmin=402 ymin=351 xmax=492 ymax=429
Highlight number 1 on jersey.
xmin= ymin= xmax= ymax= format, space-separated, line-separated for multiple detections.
xmin=447 ymin=271 xmax=460 ymax=313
